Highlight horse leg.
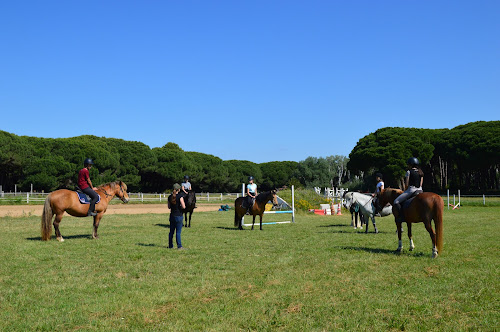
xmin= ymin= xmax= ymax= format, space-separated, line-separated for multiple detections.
xmin=188 ymin=211 xmax=192 ymax=228
xmin=371 ymin=215 xmax=378 ymax=234
xmin=396 ymin=221 xmax=403 ymax=252
xmin=423 ymin=220 xmax=438 ymax=258
xmin=92 ymin=214 xmax=103 ymax=239
xmin=53 ymin=213 xmax=64 ymax=242
xmin=408 ymin=222 xmax=415 ymax=251
xmin=259 ymin=214 xmax=263 ymax=231
xmin=251 ymin=215 xmax=256 ymax=230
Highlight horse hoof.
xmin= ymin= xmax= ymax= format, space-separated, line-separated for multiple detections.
xmin=409 ymin=246 xmax=415 ymax=251
xmin=432 ymin=251 xmax=438 ymax=258
xmin=375 ymin=229 xmax=379 ymax=234
xmin=395 ymin=248 xmax=403 ymax=254
xmin=57 ymin=237 xmax=64 ymax=242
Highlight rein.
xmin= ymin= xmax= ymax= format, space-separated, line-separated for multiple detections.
xmin=96 ymin=187 xmax=113 ymax=198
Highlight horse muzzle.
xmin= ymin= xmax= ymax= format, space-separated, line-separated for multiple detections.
xmin=122 ymin=197 xmax=129 ymax=203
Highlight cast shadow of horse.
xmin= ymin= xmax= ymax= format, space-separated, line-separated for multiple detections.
xmin=154 ymin=223 xmax=170 ymax=228
xmin=215 ymin=226 xmax=242 ymax=231
xmin=339 ymin=246 xmax=426 ymax=257
xmin=27 ymin=234 xmax=92 ymax=241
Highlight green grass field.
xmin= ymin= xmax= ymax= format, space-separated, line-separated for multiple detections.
xmin=0 ymin=207 xmax=498 ymax=331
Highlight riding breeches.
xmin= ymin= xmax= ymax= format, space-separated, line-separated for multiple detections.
xmin=82 ymin=187 xmax=99 ymax=213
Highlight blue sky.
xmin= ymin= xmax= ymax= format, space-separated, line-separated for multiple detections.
xmin=1 ymin=1 xmax=498 ymax=163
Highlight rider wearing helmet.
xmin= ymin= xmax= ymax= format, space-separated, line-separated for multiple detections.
xmin=246 ymin=176 xmax=258 ymax=213
xmin=78 ymin=158 xmax=99 ymax=217
xmin=181 ymin=175 xmax=191 ymax=196
xmin=393 ymin=157 xmax=424 ymax=222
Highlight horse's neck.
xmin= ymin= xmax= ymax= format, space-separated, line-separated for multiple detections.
xmin=98 ymin=187 xmax=115 ymax=205
xmin=256 ymin=192 xmax=271 ymax=205
xmin=354 ymin=193 xmax=374 ymax=213
xmin=353 ymin=193 xmax=371 ymax=206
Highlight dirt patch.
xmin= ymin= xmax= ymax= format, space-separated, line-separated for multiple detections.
xmin=0 ymin=204 xmax=220 ymax=217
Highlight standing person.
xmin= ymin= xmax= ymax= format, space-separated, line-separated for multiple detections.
xmin=393 ymin=157 xmax=424 ymax=222
xmin=168 ymin=183 xmax=186 ymax=249
xmin=78 ymin=158 xmax=99 ymax=216
xmin=246 ymin=176 xmax=257 ymax=213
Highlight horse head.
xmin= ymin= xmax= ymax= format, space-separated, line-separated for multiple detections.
xmin=343 ymin=192 xmax=353 ymax=209
xmin=270 ymin=189 xmax=279 ymax=207
xmin=115 ymin=181 xmax=130 ymax=203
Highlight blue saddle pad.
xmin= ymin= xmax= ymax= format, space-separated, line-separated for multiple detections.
xmin=402 ymin=190 xmax=423 ymax=210
xmin=76 ymin=191 xmax=101 ymax=204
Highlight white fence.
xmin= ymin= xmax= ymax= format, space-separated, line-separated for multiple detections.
xmin=0 ymin=191 xmax=242 ymax=204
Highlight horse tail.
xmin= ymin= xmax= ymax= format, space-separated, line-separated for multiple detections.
xmin=41 ymin=194 xmax=54 ymax=241
xmin=434 ymin=196 xmax=444 ymax=253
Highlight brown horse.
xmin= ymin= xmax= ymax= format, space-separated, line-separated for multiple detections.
xmin=378 ymin=188 xmax=444 ymax=258
xmin=41 ymin=181 xmax=129 ymax=241
xmin=234 ymin=190 xmax=278 ymax=230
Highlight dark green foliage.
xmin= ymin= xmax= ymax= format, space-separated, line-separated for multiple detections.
xmin=348 ymin=121 xmax=500 ymax=192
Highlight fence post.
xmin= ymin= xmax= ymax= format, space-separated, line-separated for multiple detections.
xmin=141 ymin=193 xmax=144 ymax=202
xmin=207 ymin=192 xmax=209 ymax=201
xmin=447 ymin=189 xmax=449 ymax=210
xmin=27 ymin=192 xmax=29 ymax=204
xmin=221 ymin=193 xmax=223 ymax=201
xmin=160 ymin=194 xmax=162 ymax=202
xmin=483 ymin=194 xmax=485 ymax=206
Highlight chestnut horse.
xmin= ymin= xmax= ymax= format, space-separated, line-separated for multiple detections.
xmin=41 ymin=181 xmax=129 ymax=241
xmin=378 ymin=188 xmax=444 ymax=258
xmin=234 ymin=190 xmax=278 ymax=230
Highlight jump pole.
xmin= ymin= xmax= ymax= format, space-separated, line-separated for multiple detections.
xmin=241 ymin=185 xmax=295 ymax=227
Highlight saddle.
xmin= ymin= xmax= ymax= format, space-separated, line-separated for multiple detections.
xmin=401 ymin=190 xmax=423 ymax=210
xmin=75 ymin=189 xmax=101 ymax=205
xmin=242 ymin=197 xmax=255 ymax=209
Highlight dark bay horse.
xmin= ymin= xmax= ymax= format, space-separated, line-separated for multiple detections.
xmin=378 ymin=188 xmax=444 ymax=258
xmin=234 ymin=190 xmax=278 ymax=230
xmin=41 ymin=181 xmax=129 ymax=241
xmin=183 ymin=190 xmax=196 ymax=227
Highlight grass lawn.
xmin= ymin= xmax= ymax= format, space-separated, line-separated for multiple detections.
xmin=0 ymin=207 xmax=498 ymax=331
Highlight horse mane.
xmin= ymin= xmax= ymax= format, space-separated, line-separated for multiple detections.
xmin=255 ymin=191 xmax=271 ymax=203
xmin=97 ymin=180 xmax=126 ymax=191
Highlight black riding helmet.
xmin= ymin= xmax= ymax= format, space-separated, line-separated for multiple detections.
xmin=184 ymin=175 xmax=190 ymax=181
xmin=84 ymin=158 xmax=94 ymax=167
xmin=248 ymin=176 xmax=254 ymax=181
xmin=407 ymin=157 xmax=419 ymax=167
xmin=375 ymin=172 xmax=383 ymax=179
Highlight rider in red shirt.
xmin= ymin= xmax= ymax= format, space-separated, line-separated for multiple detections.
xmin=78 ymin=158 xmax=99 ymax=216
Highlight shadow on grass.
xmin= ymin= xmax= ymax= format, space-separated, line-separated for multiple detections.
xmin=137 ymin=243 xmax=168 ymax=248
xmin=318 ymin=224 xmax=350 ymax=228
xmin=215 ymin=226 xmax=242 ymax=231
xmin=26 ymin=234 xmax=92 ymax=241
xmin=154 ymin=223 xmax=170 ymax=228
xmin=339 ymin=246 xmax=427 ymax=257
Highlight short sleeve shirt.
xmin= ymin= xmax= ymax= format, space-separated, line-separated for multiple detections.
xmin=247 ymin=183 xmax=257 ymax=194
xmin=376 ymin=181 xmax=384 ymax=193
xmin=78 ymin=168 xmax=90 ymax=189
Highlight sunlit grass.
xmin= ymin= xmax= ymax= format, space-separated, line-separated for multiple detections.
xmin=0 ymin=207 xmax=498 ymax=330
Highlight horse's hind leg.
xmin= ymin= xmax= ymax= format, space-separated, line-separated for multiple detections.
xmin=53 ymin=213 xmax=64 ymax=242
xmin=408 ymin=223 xmax=415 ymax=251
xmin=188 ymin=212 xmax=192 ymax=228
xmin=251 ymin=215 xmax=256 ymax=230
xmin=424 ymin=221 xmax=438 ymax=258
xmin=396 ymin=221 xmax=403 ymax=252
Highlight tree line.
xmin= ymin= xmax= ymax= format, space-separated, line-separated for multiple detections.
xmin=1 ymin=121 xmax=498 ymax=194
xmin=348 ymin=121 xmax=499 ymax=193
xmin=0 ymin=131 xmax=348 ymax=193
